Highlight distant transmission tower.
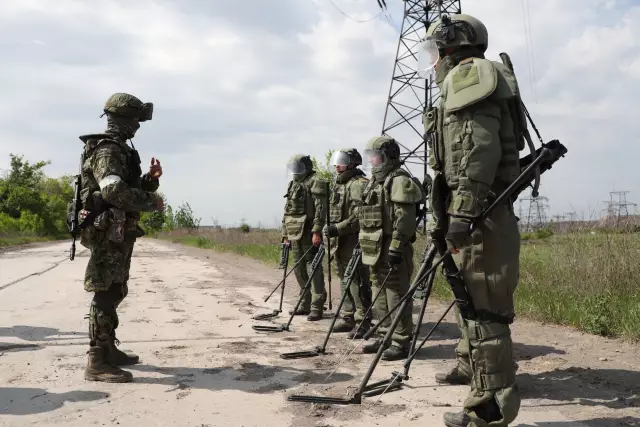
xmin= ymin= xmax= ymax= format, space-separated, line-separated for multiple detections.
xmin=603 ymin=191 xmax=637 ymax=228
xmin=378 ymin=0 xmax=462 ymax=182
xmin=522 ymin=196 xmax=549 ymax=231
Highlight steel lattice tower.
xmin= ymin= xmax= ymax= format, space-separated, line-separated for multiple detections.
xmin=380 ymin=0 xmax=462 ymax=181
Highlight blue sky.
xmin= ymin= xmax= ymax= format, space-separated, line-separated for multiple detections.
xmin=0 ymin=0 xmax=639 ymax=226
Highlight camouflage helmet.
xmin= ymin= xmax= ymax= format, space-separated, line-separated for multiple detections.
xmin=330 ymin=148 xmax=362 ymax=168
xmin=103 ymin=93 xmax=154 ymax=122
xmin=425 ymin=13 xmax=488 ymax=53
xmin=364 ymin=135 xmax=400 ymax=159
xmin=286 ymin=154 xmax=313 ymax=175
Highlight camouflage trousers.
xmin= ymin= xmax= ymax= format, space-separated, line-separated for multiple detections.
xmin=292 ymin=238 xmax=326 ymax=312
xmin=85 ymin=237 xmax=135 ymax=347
xmin=370 ymin=239 xmax=414 ymax=349
xmin=451 ymin=205 xmax=521 ymax=427
xmin=332 ymin=236 xmax=371 ymax=323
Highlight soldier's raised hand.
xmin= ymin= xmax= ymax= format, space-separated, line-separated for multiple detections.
xmin=150 ymin=157 xmax=163 ymax=179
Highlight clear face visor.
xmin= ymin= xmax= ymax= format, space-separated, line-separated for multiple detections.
xmin=417 ymin=38 xmax=440 ymax=78
xmin=362 ymin=149 xmax=386 ymax=172
xmin=329 ymin=151 xmax=352 ymax=174
xmin=286 ymin=159 xmax=308 ymax=176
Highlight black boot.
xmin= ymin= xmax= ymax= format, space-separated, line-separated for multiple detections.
xmin=289 ymin=308 xmax=310 ymax=316
xmin=85 ymin=346 xmax=133 ymax=383
xmin=382 ymin=345 xmax=408 ymax=361
xmin=106 ymin=337 xmax=140 ymax=366
xmin=307 ymin=309 xmax=323 ymax=321
xmin=332 ymin=317 xmax=355 ymax=332
xmin=362 ymin=338 xmax=387 ymax=354
xmin=443 ymin=411 xmax=472 ymax=427
xmin=435 ymin=364 xmax=472 ymax=385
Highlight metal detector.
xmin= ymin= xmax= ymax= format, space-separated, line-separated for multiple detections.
xmin=252 ymin=244 xmax=313 ymax=321
xmin=286 ymin=140 xmax=568 ymax=405
xmin=280 ymin=248 xmax=362 ymax=359
xmin=252 ymin=244 xmax=325 ymax=333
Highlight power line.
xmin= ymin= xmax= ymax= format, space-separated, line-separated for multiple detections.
xmin=325 ymin=0 xmax=384 ymax=23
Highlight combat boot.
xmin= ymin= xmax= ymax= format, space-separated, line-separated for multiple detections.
xmin=382 ymin=344 xmax=408 ymax=361
xmin=85 ymin=346 xmax=133 ymax=383
xmin=346 ymin=319 xmax=371 ymax=339
xmin=107 ymin=337 xmax=140 ymax=366
xmin=362 ymin=338 xmax=387 ymax=354
xmin=435 ymin=364 xmax=472 ymax=385
xmin=443 ymin=411 xmax=472 ymax=427
xmin=289 ymin=308 xmax=310 ymax=316
xmin=307 ymin=309 xmax=323 ymax=321
xmin=332 ymin=317 xmax=355 ymax=333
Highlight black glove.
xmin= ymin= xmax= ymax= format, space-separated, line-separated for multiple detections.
xmin=388 ymin=248 xmax=403 ymax=270
xmin=323 ymin=224 xmax=339 ymax=238
xmin=445 ymin=217 xmax=472 ymax=251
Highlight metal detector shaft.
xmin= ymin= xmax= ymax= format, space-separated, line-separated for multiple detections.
xmin=277 ymin=242 xmax=291 ymax=312
xmin=283 ymin=245 xmax=325 ymax=330
xmin=253 ymin=245 xmax=324 ymax=333
xmin=363 ymin=244 xmax=438 ymax=340
xmin=264 ymin=245 xmax=312 ymax=303
xmin=326 ymin=189 xmax=332 ymax=311
xmin=318 ymin=249 xmax=361 ymax=352
xmin=405 ymin=268 xmax=437 ymax=375
xmin=352 ymin=262 xmax=421 ymax=400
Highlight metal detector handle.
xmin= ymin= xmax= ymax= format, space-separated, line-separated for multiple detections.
xmin=325 ymin=186 xmax=332 ymax=310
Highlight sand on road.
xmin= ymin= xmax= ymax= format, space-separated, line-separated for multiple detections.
xmin=0 ymin=239 xmax=638 ymax=427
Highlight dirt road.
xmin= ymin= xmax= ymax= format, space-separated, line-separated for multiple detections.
xmin=0 ymin=239 xmax=638 ymax=427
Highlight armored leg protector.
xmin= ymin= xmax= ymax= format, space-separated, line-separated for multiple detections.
xmin=462 ymin=320 xmax=520 ymax=427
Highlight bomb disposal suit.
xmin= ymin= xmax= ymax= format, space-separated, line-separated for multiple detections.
xmin=77 ymin=93 xmax=163 ymax=383
xmin=281 ymin=155 xmax=328 ymax=320
xmin=323 ymin=149 xmax=372 ymax=338
xmin=358 ymin=136 xmax=425 ymax=361
xmin=420 ymin=13 xmax=524 ymax=427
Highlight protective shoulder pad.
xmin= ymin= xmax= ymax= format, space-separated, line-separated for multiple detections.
xmin=491 ymin=61 xmax=519 ymax=101
xmin=349 ymin=176 xmax=368 ymax=202
xmin=389 ymin=174 xmax=425 ymax=204
xmin=83 ymin=137 xmax=122 ymax=159
xmin=309 ymin=176 xmax=328 ymax=195
xmin=444 ymin=58 xmax=497 ymax=113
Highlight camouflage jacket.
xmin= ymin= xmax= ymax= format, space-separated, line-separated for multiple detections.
xmin=79 ymin=133 xmax=159 ymax=220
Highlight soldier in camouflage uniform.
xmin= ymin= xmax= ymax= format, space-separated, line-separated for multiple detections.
xmin=281 ymin=155 xmax=328 ymax=321
xmin=322 ymin=149 xmax=372 ymax=338
xmin=78 ymin=93 xmax=163 ymax=383
xmin=420 ymin=13 xmax=523 ymax=427
xmin=358 ymin=136 xmax=424 ymax=361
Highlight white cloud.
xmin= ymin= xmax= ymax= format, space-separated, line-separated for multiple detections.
xmin=0 ymin=0 xmax=639 ymax=226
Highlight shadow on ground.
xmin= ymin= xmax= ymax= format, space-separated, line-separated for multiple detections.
xmin=0 ymin=325 xmax=86 ymax=342
xmin=0 ymin=387 xmax=109 ymax=416
xmin=519 ymin=367 xmax=640 ymax=410
xmin=516 ymin=417 xmax=640 ymax=427
xmin=128 ymin=361 xmax=354 ymax=394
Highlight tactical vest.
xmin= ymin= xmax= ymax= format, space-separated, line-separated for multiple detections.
xmin=79 ymin=134 xmax=142 ymax=213
xmin=283 ymin=175 xmax=316 ymax=241
xmin=358 ymin=169 xmax=408 ymax=266
xmin=425 ymin=58 xmax=523 ymax=194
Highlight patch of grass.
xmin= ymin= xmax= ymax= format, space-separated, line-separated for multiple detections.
xmin=0 ymin=232 xmax=63 ymax=248
xmin=166 ymin=227 xmax=640 ymax=341
xmin=160 ymin=228 xmax=281 ymax=266
xmin=421 ymin=232 xmax=640 ymax=341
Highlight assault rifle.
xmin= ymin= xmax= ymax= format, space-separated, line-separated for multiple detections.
xmin=67 ymin=153 xmax=83 ymax=261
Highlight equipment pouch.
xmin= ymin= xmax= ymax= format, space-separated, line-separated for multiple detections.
xmin=107 ymin=208 xmax=126 ymax=243
xmin=359 ymin=229 xmax=383 ymax=266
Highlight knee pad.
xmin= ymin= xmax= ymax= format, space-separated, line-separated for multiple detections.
xmin=467 ymin=320 xmax=516 ymax=391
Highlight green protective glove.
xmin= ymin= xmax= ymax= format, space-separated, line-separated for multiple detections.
xmin=388 ymin=248 xmax=403 ymax=270
xmin=445 ymin=217 xmax=472 ymax=251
